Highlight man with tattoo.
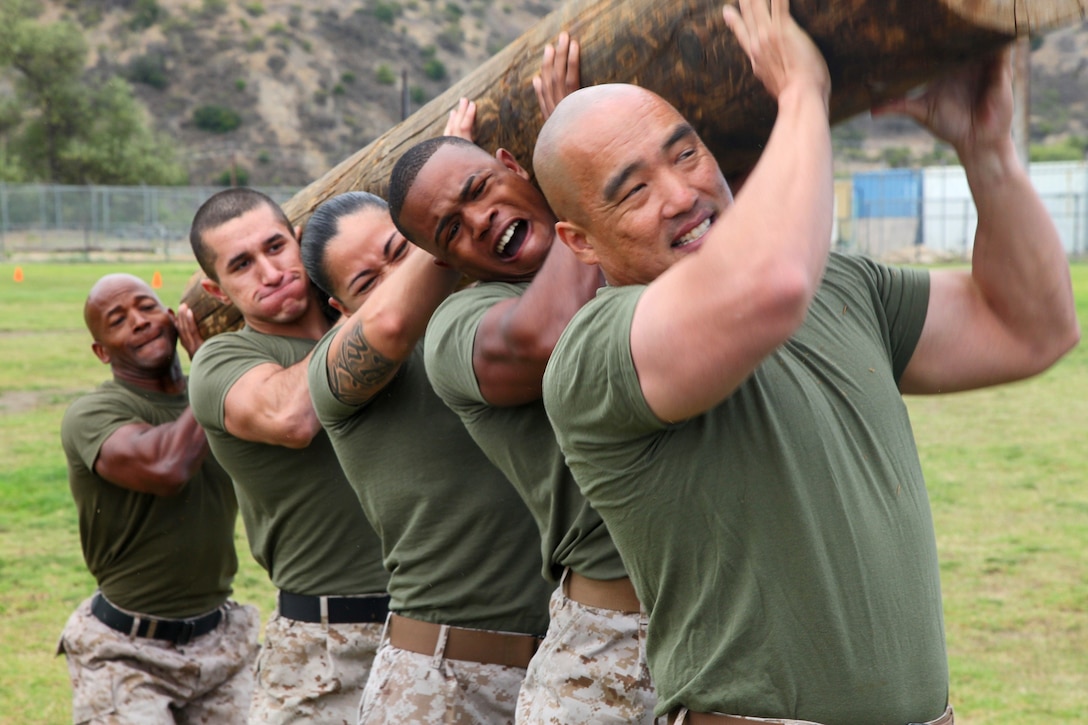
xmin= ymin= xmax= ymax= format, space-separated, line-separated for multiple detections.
xmin=301 ymin=185 xmax=550 ymax=723
xmin=187 ymin=189 xmax=390 ymax=724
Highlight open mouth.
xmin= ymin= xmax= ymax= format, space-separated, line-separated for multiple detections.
xmin=495 ymin=220 xmax=528 ymax=259
xmin=672 ymin=217 xmax=713 ymax=249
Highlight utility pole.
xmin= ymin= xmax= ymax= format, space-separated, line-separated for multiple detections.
xmin=401 ymin=68 xmax=410 ymax=121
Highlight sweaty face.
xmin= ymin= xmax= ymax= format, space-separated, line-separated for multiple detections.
xmin=89 ymin=278 xmax=178 ymax=375
xmin=568 ymin=93 xmax=733 ymax=287
xmin=203 ymin=204 xmax=311 ymax=331
xmin=324 ymin=207 xmax=414 ymax=316
xmin=398 ymin=145 xmax=556 ymax=282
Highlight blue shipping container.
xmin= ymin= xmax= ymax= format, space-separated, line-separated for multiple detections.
xmin=852 ymin=169 xmax=922 ymax=219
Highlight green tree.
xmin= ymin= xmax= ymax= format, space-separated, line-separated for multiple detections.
xmin=0 ymin=3 xmax=184 ymax=184
xmin=59 ymin=78 xmax=187 ymax=185
xmin=0 ymin=15 xmax=88 ymax=180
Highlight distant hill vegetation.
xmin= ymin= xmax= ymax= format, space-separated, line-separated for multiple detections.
xmin=2 ymin=0 xmax=1085 ymax=186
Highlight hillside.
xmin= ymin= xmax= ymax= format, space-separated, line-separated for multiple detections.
xmin=31 ymin=1 xmax=1088 ymax=186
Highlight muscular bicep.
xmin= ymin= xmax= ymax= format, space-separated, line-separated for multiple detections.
xmin=899 ymin=269 xmax=1041 ymax=394
xmin=223 ymin=360 xmax=320 ymax=448
xmin=325 ymin=321 xmax=403 ymax=408
xmin=471 ymin=298 xmax=552 ymax=406
xmin=95 ymin=422 xmax=192 ymax=496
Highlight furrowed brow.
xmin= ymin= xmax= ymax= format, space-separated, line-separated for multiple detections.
xmin=433 ymin=174 xmax=477 ymax=249
xmin=225 ymin=250 xmax=250 ymax=270
xmin=603 ymin=162 xmax=642 ymax=205
xmin=664 ymin=122 xmax=697 ymax=151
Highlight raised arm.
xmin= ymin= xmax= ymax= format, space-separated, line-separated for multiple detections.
xmin=632 ymin=0 xmax=833 ymax=423
xmin=473 ymin=32 xmax=601 ymax=407
xmin=325 ymin=250 xmax=461 ymax=407
xmin=473 ymin=238 xmax=602 ymax=406
xmin=884 ymin=47 xmax=1080 ymax=394
xmin=223 ymin=357 xmax=321 ymax=449
xmin=95 ymin=409 xmax=209 ymax=496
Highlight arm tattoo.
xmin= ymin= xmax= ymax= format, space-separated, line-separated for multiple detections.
xmin=328 ymin=322 xmax=400 ymax=407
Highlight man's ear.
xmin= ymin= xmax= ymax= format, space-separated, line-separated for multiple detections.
xmin=201 ymin=277 xmax=231 ymax=305
xmin=555 ymin=221 xmax=598 ymax=267
xmin=91 ymin=341 xmax=110 ymax=365
xmin=495 ymin=148 xmax=529 ymax=181
xmin=328 ymin=296 xmax=350 ymax=318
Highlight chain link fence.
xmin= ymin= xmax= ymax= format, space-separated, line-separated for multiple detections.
xmin=2 ymin=167 xmax=1085 ymax=264
xmin=0 ymin=184 xmax=298 ymax=261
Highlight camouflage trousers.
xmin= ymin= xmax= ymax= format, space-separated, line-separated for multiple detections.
xmin=516 ymin=581 xmax=661 ymax=724
xmin=248 ymin=611 xmax=384 ymax=725
xmin=357 ymin=634 xmax=527 ymax=724
xmin=57 ymin=595 xmax=260 ymax=725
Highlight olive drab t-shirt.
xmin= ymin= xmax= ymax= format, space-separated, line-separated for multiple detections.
xmin=189 ymin=327 xmax=387 ymax=597
xmin=544 ymin=253 xmax=949 ymax=723
xmin=308 ymin=333 xmax=550 ymax=635
xmin=61 ymin=378 xmax=237 ymax=618
xmin=424 ymin=282 xmax=626 ymax=584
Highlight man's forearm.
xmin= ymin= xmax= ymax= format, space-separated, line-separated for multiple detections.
xmin=965 ymin=138 xmax=1079 ymax=361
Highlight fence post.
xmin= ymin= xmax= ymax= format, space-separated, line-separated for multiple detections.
xmin=0 ymin=182 xmax=7 ymax=260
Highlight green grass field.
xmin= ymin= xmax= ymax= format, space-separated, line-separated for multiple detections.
xmin=1 ymin=261 xmax=1086 ymax=724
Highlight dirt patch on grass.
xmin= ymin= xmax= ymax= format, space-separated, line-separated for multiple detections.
xmin=0 ymin=389 xmax=83 ymax=415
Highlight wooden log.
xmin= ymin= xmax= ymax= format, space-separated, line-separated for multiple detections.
xmin=182 ymin=0 xmax=1086 ymax=339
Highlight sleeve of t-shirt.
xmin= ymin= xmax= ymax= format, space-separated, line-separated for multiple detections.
xmin=848 ymin=254 xmax=931 ymax=382
xmin=188 ymin=332 xmax=268 ymax=433
xmin=424 ymin=283 xmax=523 ymax=411
xmin=307 ymin=329 xmax=361 ymax=429
xmin=60 ymin=390 xmax=143 ymax=474
xmin=544 ymin=285 xmax=665 ymax=447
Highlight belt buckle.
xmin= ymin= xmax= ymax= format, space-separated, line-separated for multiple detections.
xmin=175 ymin=620 xmax=197 ymax=646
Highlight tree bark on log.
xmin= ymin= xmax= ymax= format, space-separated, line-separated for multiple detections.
xmin=182 ymin=0 xmax=1086 ymax=338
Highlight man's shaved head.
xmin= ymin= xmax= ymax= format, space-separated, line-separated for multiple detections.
xmin=84 ymin=273 xmax=161 ymax=337
xmin=534 ymin=84 xmax=661 ymax=226
xmin=533 ymin=83 xmax=731 ymax=288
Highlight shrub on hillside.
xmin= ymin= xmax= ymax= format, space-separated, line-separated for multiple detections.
xmin=375 ymin=64 xmax=396 ymax=85
xmin=192 ymin=105 xmax=242 ymax=133
xmin=127 ymin=53 xmax=169 ymax=90
xmin=423 ymin=58 xmax=446 ymax=81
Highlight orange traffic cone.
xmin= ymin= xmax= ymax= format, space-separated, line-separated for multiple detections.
xmin=151 ymin=270 xmax=163 ymax=289
xmin=13 ymin=267 xmax=23 ymax=282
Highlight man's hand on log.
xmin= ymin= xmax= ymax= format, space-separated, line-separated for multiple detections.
xmin=174 ymin=303 xmax=205 ymax=361
xmin=873 ymin=46 xmax=1014 ymax=163
xmin=443 ymin=97 xmax=478 ymax=142
xmin=533 ymin=31 xmax=581 ymax=121
xmin=722 ymin=0 xmax=829 ymax=113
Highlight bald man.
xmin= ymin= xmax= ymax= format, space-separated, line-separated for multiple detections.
xmin=58 ymin=273 xmax=259 ymax=724
xmin=535 ymin=1 xmax=1077 ymax=723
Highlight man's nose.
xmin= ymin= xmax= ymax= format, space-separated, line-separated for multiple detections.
xmin=256 ymin=255 xmax=283 ymax=283
xmin=130 ymin=309 xmax=151 ymax=330
xmin=661 ymin=170 xmax=698 ymax=218
xmin=463 ymin=203 xmax=492 ymax=242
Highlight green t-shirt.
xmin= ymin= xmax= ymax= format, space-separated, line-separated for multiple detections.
xmin=308 ymin=332 xmax=550 ymax=634
xmin=543 ymin=253 xmax=948 ymax=723
xmin=424 ymin=282 xmax=625 ymax=584
xmin=189 ymin=326 xmax=387 ymax=596
xmin=61 ymin=378 xmax=237 ymax=618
